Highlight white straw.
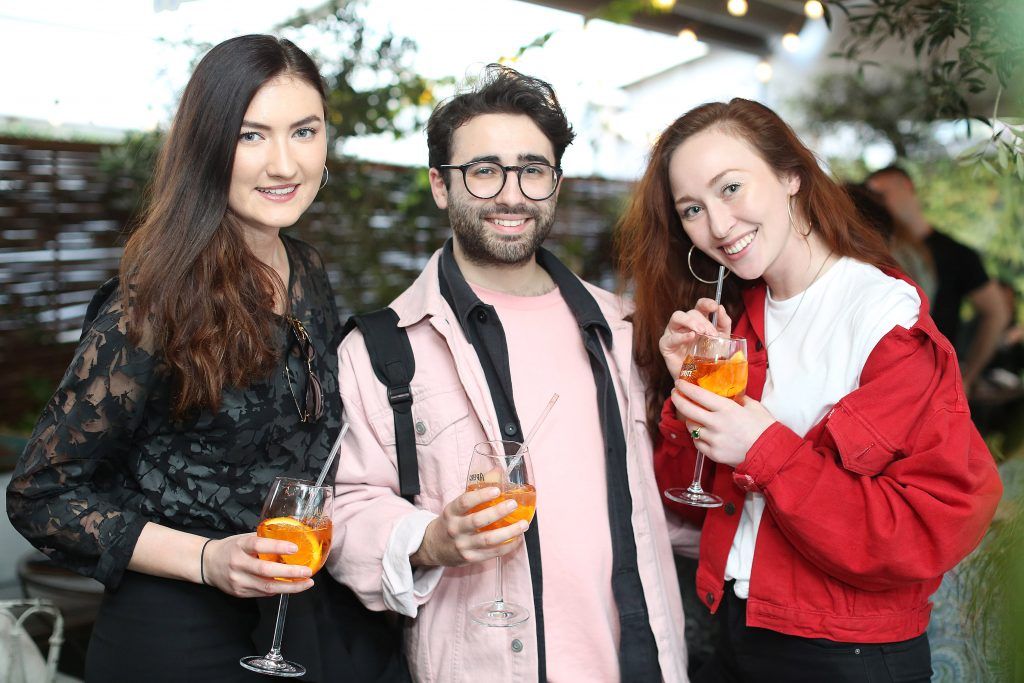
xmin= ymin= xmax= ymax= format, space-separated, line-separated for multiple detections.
xmin=315 ymin=422 xmax=350 ymax=487
xmin=710 ymin=265 xmax=725 ymax=328
xmin=507 ymin=393 xmax=559 ymax=471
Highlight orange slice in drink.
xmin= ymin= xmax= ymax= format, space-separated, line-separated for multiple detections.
xmin=696 ymin=350 xmax=748 ymax=398
xmin=259 ymin=516 xmax=322 ymax=571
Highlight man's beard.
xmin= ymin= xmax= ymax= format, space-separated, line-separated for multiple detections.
xmin=448 ymin=196 xmax=557 ymax=267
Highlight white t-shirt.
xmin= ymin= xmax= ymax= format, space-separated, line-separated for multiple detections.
xmin=724 ymin=257 xmax=920 ymax=599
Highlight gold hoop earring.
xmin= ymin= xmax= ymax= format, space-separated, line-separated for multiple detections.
xmin=687 ymin=245 xmax=729 ymax=285
xmin=319 ymin=165 xmax=329 ymax=190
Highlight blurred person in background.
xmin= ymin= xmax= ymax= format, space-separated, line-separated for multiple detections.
xmin=6 ymin=35 xmax=402 ymax=683
xmin=618 ymin=98 xmax=1002 ymax=682
xmin=844 ymin=181 xmax=938 ymax=303
xmin=866 ymin=165 xmax=1010 ymax=395
xmin=848 ymin=184 xmax=1023 ymax=680
xmin=971 ymin=280 xmax=1024 ymax=450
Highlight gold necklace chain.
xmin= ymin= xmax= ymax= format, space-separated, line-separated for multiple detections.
xmin=766 ymin=252 xmax=833 ymax=351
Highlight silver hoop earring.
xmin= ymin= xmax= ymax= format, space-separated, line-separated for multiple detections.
xmin=688 ymin=245 xmax=729 ymax=285
xmin=789 ymin=195 xmax=811 ymax=237
xmin=319 ymin=165 xmax=329 ymax=190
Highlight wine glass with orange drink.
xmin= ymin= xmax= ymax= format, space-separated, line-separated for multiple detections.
xmin=465 ymin=439 xmax=536 ymax=627
xmin=239 ymin=477 xmax=333 ymax=677
xmin=665 ymin=332 xmax=748 ymax=508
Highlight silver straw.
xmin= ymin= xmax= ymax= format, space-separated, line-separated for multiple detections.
xmin=710 ymin=265 xmax=725 ymax=328
xmin=315 ymin=422 xmax=350 ymax=488
xmin=507 ymin=393 xmax=559 ymax=472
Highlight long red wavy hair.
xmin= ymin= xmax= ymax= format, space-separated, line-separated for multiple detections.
xmin=616 ymin=98 xmax=898 ymax=436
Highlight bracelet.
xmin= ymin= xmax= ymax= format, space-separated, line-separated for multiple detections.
xmin=199 ymin=538 xmax=213 ymax=586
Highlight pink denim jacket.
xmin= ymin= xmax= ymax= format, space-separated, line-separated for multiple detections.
xmin=327 ymin=250 xmax=689 ymax=682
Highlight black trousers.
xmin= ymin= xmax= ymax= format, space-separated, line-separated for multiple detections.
xmin=85 ymin=571 xmax=409 ymax=683
xmin=693 ymin=585 xmax=933 ymax=683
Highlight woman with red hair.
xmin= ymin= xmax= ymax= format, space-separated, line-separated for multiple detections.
xmin=617 ymin=99 xmax=1001 ymax=682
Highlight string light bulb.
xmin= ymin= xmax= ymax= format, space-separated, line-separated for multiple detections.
xmin=651 ymin=0 xmax=676 ymax=9
xmin=678 ymin=28 xmax=698 ymax=43
xmin=804 ymin=0 xmax=824 ymax=20
xmin=782 ymin=32 xmax=801 ymax=52
xmin=755 ymin=60 xmax=773 ymax=83
xmin=727 ymin=0 xmax=748 ymax=17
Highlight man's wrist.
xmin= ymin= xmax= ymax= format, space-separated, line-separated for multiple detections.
xmin=410 ymin=519 xmax=440 ymax=567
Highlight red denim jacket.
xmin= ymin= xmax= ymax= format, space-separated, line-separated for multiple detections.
xmin=655 ymin=272 xmax=1003 ymax=643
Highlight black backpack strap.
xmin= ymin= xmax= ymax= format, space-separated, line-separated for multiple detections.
xmin=80 ymin=276 xmax=120 ymax=341
xmin=343 ymin=308 xmax=420 ymax=503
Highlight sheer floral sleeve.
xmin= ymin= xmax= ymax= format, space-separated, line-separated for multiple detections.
xmin=6 ymin=287 xmax=161 ymax=589
xmin=6 ymin=235 xmax=343 ymax=591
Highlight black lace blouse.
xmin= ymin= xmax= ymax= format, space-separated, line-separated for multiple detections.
xmin=6 ymin=235 xmax=343 ymax=590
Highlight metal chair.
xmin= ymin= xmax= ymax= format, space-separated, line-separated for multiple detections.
xmin=17 ymin=553 xmax=103 ymax=632
xmin=0 ymin=598 xmax=63 ymax=683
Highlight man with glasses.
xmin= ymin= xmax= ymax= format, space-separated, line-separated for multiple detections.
xmin=327 ymin=65 xmax=690 ymax=682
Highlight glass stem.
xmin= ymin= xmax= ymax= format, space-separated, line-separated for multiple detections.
xmin=266 ymin=594 xmax=289 ymax=662
xmin=493 ymin=556 xmax=505 ymax=606
xmin=689 ymin=453 xmax=709 ymax=492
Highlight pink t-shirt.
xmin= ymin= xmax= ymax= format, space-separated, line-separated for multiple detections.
xmin=472 ymin=283 xmax=619 ymax=682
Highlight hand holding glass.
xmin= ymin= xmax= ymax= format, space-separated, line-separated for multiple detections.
xmin=239 ymin=477 xmax=333 ymax=677
xmin=465 ymin=440 xmax=536 ymax=627
xmin=665 ymin=333 xmax=748 ymax=508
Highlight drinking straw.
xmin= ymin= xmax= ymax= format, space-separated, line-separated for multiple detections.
xmin=710 ymin=265 xmax=726 ymax=328
xmin=315 ymin=422 xmax=350 ymax=487
xmin=507 ymin=393 xmax=559 ymax=471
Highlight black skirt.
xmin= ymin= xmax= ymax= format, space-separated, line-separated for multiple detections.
xmin=85 ymin=570 xmax=409 ymax=683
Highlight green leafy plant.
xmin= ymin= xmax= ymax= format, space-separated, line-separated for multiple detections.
xmin=964 ymin=490 xmax=1024 ymax=682
xmin=799 ymin=71 xmax=943 ymax=158
xmin=829 ymin=0 xmax=1024 ymax=177
xmin=98 ymin=130 xmax=163 ymax=219
xmin=587 ymin=0 xmax=675 ymax=24
xmin=277 ymin=1 xmax=440 ymax=141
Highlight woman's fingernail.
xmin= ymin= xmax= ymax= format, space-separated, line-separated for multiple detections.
xmin=503 ymin=500 xmax=517 ymax=511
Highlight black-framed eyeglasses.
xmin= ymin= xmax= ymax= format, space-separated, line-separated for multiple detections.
xmin=284 ymin=316 xmax=324 ymax=423
xmin=439 ymin=160 xmax=562 ymax=201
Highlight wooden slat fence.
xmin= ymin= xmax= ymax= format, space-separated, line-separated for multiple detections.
xmin=0 ymin=134 xmax=631 ymax=433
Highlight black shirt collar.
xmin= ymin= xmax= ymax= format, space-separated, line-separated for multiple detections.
xmin=438 ymin=238 xmax=613 ymax=345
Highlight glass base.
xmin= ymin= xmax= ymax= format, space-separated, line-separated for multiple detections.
xmin=239 ymin=654 xmax=306 ymax=678
xmin=469 ymin=599 xmax=530 ymax=627
xmin=665 ymin=486 xmax=723 ymax=508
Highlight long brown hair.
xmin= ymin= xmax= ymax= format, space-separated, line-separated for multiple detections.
xmin=120 ymin=35 xmax=327 ymax=417
xmin=616 ymin=98 xmax=898 ymax=435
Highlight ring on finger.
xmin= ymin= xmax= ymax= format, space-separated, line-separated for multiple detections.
xmin=690 ymin=426 xmax=702 ymax=440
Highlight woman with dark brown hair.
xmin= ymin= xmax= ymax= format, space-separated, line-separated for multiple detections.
xmin=617 ymin=98 xmax=1002 ymax=682
xmin=6 ymin=35 xmax=400 ymax=682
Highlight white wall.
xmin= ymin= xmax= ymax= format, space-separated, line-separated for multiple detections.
xmin=576 ymin=51 xmax=766 ymax=181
